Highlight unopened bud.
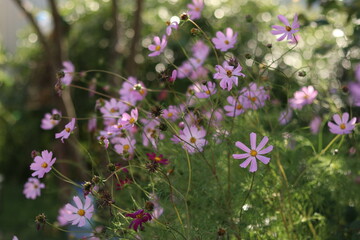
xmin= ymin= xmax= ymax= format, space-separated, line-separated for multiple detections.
xmin=245 ymin=15 xmax=253 ymax=22
xmin=180 ymin=13 xmax=189 ymax=21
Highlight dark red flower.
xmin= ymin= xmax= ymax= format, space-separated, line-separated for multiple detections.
xmin=146 ymin=153 xmax=169 ymax=165
xmin=126 ymin=209 xmax=152 ymax=231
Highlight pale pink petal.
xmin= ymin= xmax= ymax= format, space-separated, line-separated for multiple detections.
xmin=250 ymin=132 xmax=257 ymax=150
xmin=257 ymin=155 xmax=270 ymax=164
xmin=235 ymin=141 xmax=250 ymax=152
xmin=249 ymin=158 xmax=258 ymax=172
xmin=258 ymin=145 xmax=273 ymax=155
xmin=233 ymin=153 xmax=249 ymax=159
xmin=256 ymin=136 xmax=269 ymax=151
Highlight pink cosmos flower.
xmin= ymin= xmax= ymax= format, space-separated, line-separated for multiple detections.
xmin=289 ymin=86 xmax=318 ymax=110
xmin=214 ymin=61 xmax=245 ymax=91
xmin=65 ymin=196 xmax=94 ymax=227
xmin=57 ymin=205 xmax=72 ymax=226
xmin=166 ymin=21 xmax=178 ymax=36
xmin=23 ymin=177 xmax=45 ymax=199
xmin=278 ymin=109 xmax=293 ymax=125
xmin=126 ymin=209 xmax=152 ymax=231
xmin=310 ymin=116 xmax=322 ymax=134
xmin=187 ymin=0 xmax=204 ymax=20
xmin=190 ymin=66 xmax=209 ymax=80
xmin=141 ymin=119 xmax=165 ymax=149
xmin=148 ymin=35 xmax=167 ymax=57
xmin=30 ymin=150 xmax=56 ymax=178
xmin=233 ymin=133 xmax=273 ymax=172
xmin=55 ymin=118 xmax=76 ymax=143
xmin=13 ymin=236 xmax=19 ymax=240
xmin=177 ymin=61 xmax=194 ymax=79
xmin=122 ymin=108 xmax=138 ymax=128
xmin=119 ymin=77 xmax=147 ymax=105
xmin=192 ymin=40 xmax=210 ymax=61
xmin=41 ymin=109 xmax=62 ymax=130
xmin=114 ymin=137 xmax=136 ymax=156
xmin=88 ymin=117 xmax=97 ymax=132
xmin=149 ymin=193 xmax=164 ymax=220
xmin=240 ymin=83 xmax=269 ymax=110
xmin=271 ymin=14 xmax=300 ymax=42
xmin=162 ymin=105 xmax=179 ymax=121
xmin=178 ymin=125 xmax=207 ymax=154
xmin=328 ymin=112 xmax=356 ymax=135
xmin=100 ymin=98 xmax=128 ymax=118
xmin=224 ymin=95 xmax=247 ymax=117
xmin=61 ymin=61 xmax=75 ymax=86
xmin=168 ymin=70 xmax=177 ymax=83
xmin=195 ymin=82 xmax=217 ymax=98
xmin=212 ymin=28 xmax=237 ymax=52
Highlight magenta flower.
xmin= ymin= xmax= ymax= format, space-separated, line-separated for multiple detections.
xmin=224 ymin=95 xmax=247 ymax=117
xmin=148 ymin=35 xmax=167 ymax=57
xmin=61 ymin=61 xmax=75 ymax=86
xmin=166 ymin=21 xmax=178 ymax=36
xmin=55 ymin=118 xmax=76 ymax=143
xmin=328 ymin=112 xmax=356 ymax=135
xmin=178 ymin=125 xmax=207 ymax=154
xmin=212 ymin=28 xmax=237 ymax=52
xmin=289 ymin=86 xmax=318 ymax=110
xmin=233 ymin=133 xmax=273 ymax=172
xmin=187 ymin=0 xmax=204 ymax=20
xmin=271 ymin=14 xmax=300 ymax=42
xmin=122 ymin=108 xmax=139 ymax=128
xmin=126 ymin=209 xmax=152 ymax=231
xmin=23 ymin=177 xmax=45 ymax=199
xmin=41 ymin=109 xmax=61 ymax=130
xmin=64 ymin=196 xmax=94 ymax=227
xmin=195 ymin=82 xmax=217 ymax=98
xmin=146 ymin=153 xmax=169 ymax=165
xmin=30 ymin=150 xmax=56 ymax=178
xmin=168 ymin=70 xmax=177 ymax=83
xmin=214 ymin=61 xmax=245 ymax=91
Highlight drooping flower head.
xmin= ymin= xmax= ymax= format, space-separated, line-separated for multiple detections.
xmin=148 ymin=35 xmax=167 ymax=57
xmin=30 ymin=150 xmax=56 ymax=178
xmin=212 ymin=28 xmax=237 ymax=52
xmin=61 ymin=61 xmax=75 ymax=86
xmin=289 ymin=85 xmax=318 ymax=110
xmin=126 ymin=209 xmax=152 ymax=231
xmin=168 ymin=70 xmax=177 ymax=83
xmin=187 ymin=0 xmax=204 ymax=20
xmin=64 ymin=196 xmax=94 ymax=227
xmin=328 ymin=112 xmax=356 ymax=135
xmin=41 ymin=109 xmax=62 ymax=130
xmin=233 ymin=133 xmax=273 ymax=172
xmin=166 ymin=20 xmax=178 ymax=36
xmin=214 ymin=61 xmax=245 ymax=91
xmin=23 ymin=177 xmax=45 ymax=199
xmin=271 ymin=14 xmax=300 ymax=43
xmin=55 ymin=118 xmax=76 ymax=143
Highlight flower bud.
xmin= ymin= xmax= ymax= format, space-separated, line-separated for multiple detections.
xmin=180 ymin=13 xmax=189 ymax=21
xmin=266 ymin=43 xmax=272 ymax=49
xmin=245 ymin=53 xmax=252 ymax=59
xmin=145 ymin=201 xmax=155 ymax=211
xmin=298 ymin=70 xmax=306 ymax=77
xmin=107 ymin=163 xmax=116 ymax=172
xmin=56 ymin=70 xmax=65 ymax=79
xmin=245 ymin=15 xmax=253 ymax=22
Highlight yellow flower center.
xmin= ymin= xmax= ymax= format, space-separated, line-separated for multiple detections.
xmin=224 ymin=40 xmax=230 ymax=45
xmin=155 ymin=45 xmax=161 ymax=51
xmin=285 ymin=26 xmax=292 ymax=32
xmin=110 ymin=108 xmax=117 ymax=113
xmin=250 ymin=150 xmax=257 ymax=157
xmin=77 ymin=209 xmax=85 ymax=216
xmin=65 ymin=127 xmax=71 ymax=133
xmin=129 ymin=118 xmax=135 ymax=124
xmin=41 ymin=162 xmax=48 ymax=168
xmin=167 ymin=112 xmax=173 ymax=117
xmin=190 ymin=137 xmax=197 ymax=143
xmin=249 ymin=96 xmax=257 ymax=102
xmin=226 ymin=70 xmax=232 ymax=77
xmin=123 ymin=144 xmax=130 ymax=151
xmin=195 ymin=7 xmax=200 ymax=11
xmin=236 ymin=104 xmax=243 ymax=110
xmin=340 ymin=123 xmax=346 ymax=129
xmin=139 ymin=89 xmax=145 ymax=95
xmin=34 ymin=184 xmax=38 ymax=189
xmin=205 ymin=90 xmax=211 ymax=95
xmin=136 ymin=214 xmax=143 ymax=219
xmin=166 ymin=21 xmax=170 ymax=26
xmin=154 ymin=157 xmax=161 ymax=162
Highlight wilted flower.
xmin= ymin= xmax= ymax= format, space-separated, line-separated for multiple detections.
xmin=328 ymin=112 xmax=356 ymax=135
xmin=212 ymin=28 xmax=237 ymax=52
xmin=271 ymin=14 xmax=300 ymax=43
xmin=30 ymin=150 xmax=56 ymax=178
xmin=233 ymin=133 xmax=273 ymax=172
xmin=23 ymin=178 xmax=45 ymax=199
xmin=126 ymin=209 xmax=152 ymax=231
xmin=55 ymin=118 xmax=76 ymax=143
xmin=64 ymin=196 xmax=94 ymax=227
xmin=41 ymin=109 xmax=62 ymax=130
xmin=148 ymin=35 xmax=167 ymax=57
